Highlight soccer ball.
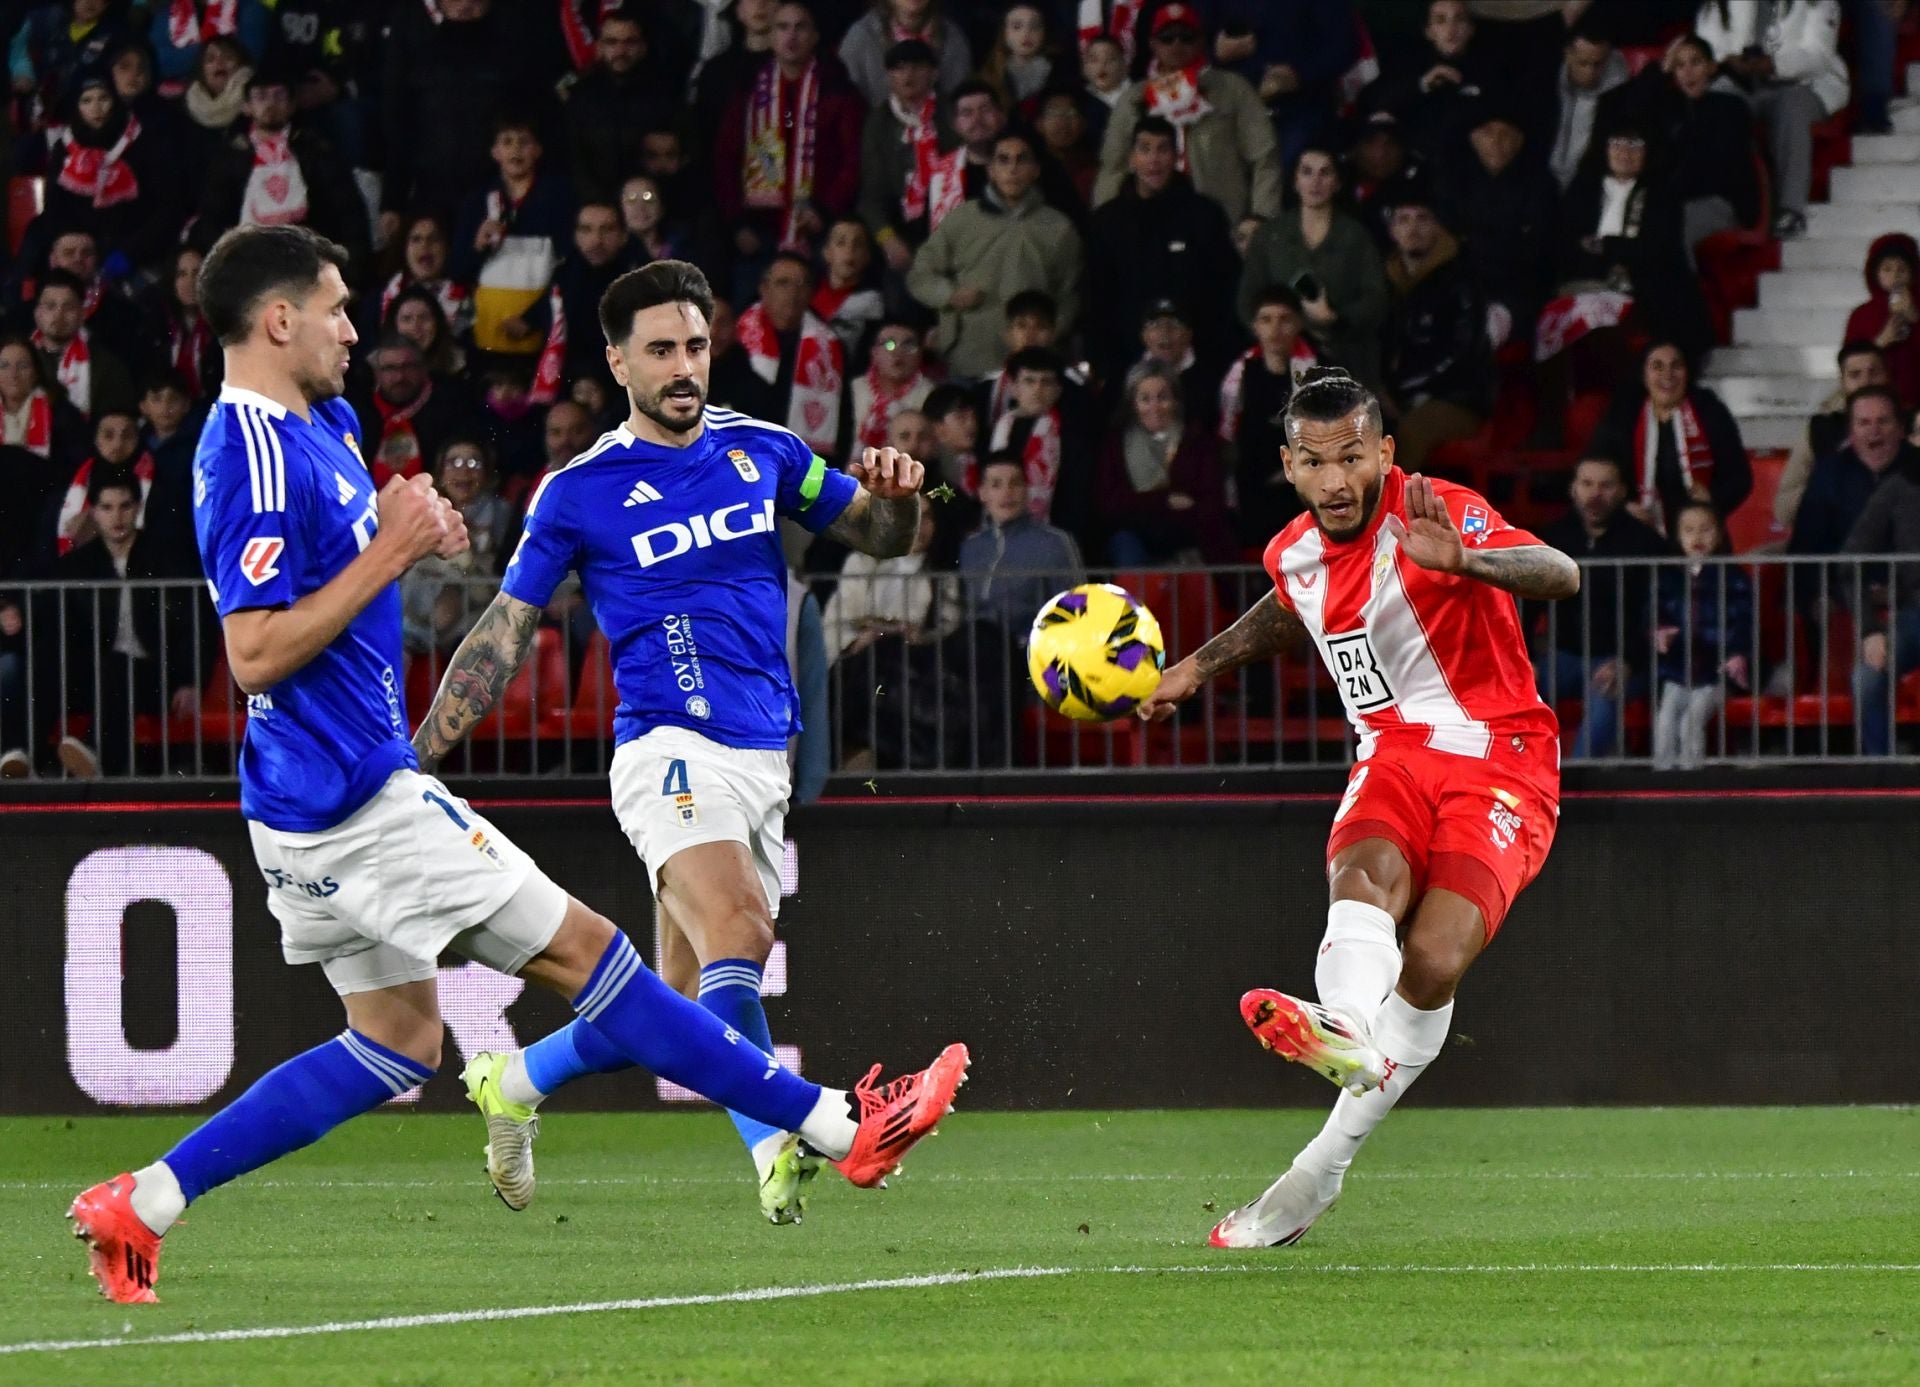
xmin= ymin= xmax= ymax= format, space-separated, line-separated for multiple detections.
xmin=1027 ymin=584 xmax=1166 ymax=721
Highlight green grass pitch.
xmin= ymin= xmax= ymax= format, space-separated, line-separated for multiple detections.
xmin=0 ymin=1108 xmax=1914 ymax=1385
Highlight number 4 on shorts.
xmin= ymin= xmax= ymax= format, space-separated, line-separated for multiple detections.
xmin=662 ymin=760 xmax=689 ymax=796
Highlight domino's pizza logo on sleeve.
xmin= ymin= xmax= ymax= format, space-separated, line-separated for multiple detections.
xmin=1461 ymin=504 xmax=1491 ymax=542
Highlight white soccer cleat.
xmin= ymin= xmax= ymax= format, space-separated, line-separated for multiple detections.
xmin=1239 ymin=989 xmax=1384 ymax=1095
xmin=1208 ymin=1165 xmax=1343 ymax=1248
xmin=462 ymin=1052 xmax=539 ymax=1211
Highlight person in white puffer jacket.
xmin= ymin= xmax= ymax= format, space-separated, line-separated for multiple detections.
xmin=1692 ymin=0 xmax=1849 ymax=239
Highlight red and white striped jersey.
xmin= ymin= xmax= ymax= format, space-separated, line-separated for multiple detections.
xmin=1263 ymin=468 xmax=1557 ymax=760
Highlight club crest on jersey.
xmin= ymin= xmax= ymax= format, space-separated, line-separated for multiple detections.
xmin=343 ymin=431 xmax=364 ymax=462
xmin=726 ymin=448 xmax=760 ymax=483
xmin=240 ymin=536 xmax=284 ymax=585
xmin=1462 ymin=504 xmax=1490 ymax=537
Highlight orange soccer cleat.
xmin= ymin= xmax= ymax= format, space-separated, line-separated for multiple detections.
xmin=831 ymin=1043 xmax=971 ymax=1188
xmin=68 ymin=1174 xmax=163 ymax=1304
xmin=1240 ymin=988 xmax=1385 ymax=1095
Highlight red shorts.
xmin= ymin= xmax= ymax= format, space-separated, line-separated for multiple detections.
xmin=1324 ymin=729 xmax=1560 ymax=940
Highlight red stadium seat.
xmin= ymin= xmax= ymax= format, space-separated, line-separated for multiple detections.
xmin=470 ymin=625 xmax=565 ymax=740
xmin=1725 ymin=452 xmax=1790 ymax=554
xmin=557 ymin=630 xmax=617 ymax=739
xmin=7 ymin=176 xmax=42 ymax=254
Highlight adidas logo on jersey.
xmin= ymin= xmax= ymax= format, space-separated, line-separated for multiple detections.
xmin=335 ymin=471 xmax=357 ymax=506
xmin=624 ymin=480 xmax=665 ymax=507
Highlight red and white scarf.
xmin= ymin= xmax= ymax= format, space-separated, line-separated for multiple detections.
xmin=894 ymin=94 xmax=942 ymax=223
xmin=530 ymin=285 xmax=567 ymax=406
xmin=560 ymin=0 xmax=621 ymax=72
xmin=2 ymin=389 xmax=55 ymax=457
xmin=170 ymin=311 xmax=214 ymax=398
xmin=1217 ymin=341 xmax=1316 ymax=443
xmin=53 ymin=115 xmax=142 ymax=209
xmin=736 ymin=303 xmax=844 ymax=456
xmin=1143 ymin=61 xmax=1214 ymax=171
xmin=1634 ymin=396 xmax=1717 ymax=533
xmin=991 ymin=408 xmax=1062 ymax=521
xmin=380 ymin=272 xmax=472 ymax=328
xmin=1077 ymin=0 xmax=1144 ymax=62
xmin=925 ymin=147 xmax=968 ymax=232
xmin=742 ymin=60 xmax=820 ymax=248
xmin=58 ymin=454 xmax=154 ymax=556
xmin=33 ymin=329 xmax=92 ymax=415
xmin=168 ymin=0 xmax=237 ymax=48
xmin=856 ymin=365 xmax=926 ymax=452
xmin=241 ymin=130 xmax=309 ymax=227
xmin=372 ymin=382 xmax=435 ymax=478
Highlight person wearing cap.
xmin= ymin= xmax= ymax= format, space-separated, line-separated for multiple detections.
xmin=1379 ymin=183 xmax=1492 ymax=472
xmin=1087 ymin=113 xmax=1237 ymax=384
xmin=1346 ymin=111 xmax=1412 ymax=246
xmin=858 ymin=39 xmax=959 ymax=278
xmin=1093 ymin=2 xmax=1281 ymax=228
xmin=1131 ymin=299 xmax=1218 ymax=431
xmin=837 ymin=0 xmax=974 ymax=109
xmin=198 ymin=64 xmax=371 ymax=275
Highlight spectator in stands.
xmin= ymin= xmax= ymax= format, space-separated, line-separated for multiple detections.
xmin=10 ymin=0 xmax=125 ymax=130
xmin=1535 ymin=455 xmax=1669 ymax=758
xmin=1845 ymin=396 xmax=1920 ymax=755
xmin=133 ymin=373 xmax=200 ymax=577
xmin=908 ymin=128 xmax=1082 ymax=382
xmin=200 ymin=68 xmax=370 ymax=274
xmin=32 ymin=472 xmax=200 ymax=779
xmin=54 ymin=405 xmax=154 ymax=559
xmin=1362 ymin=0 xmax=1502 ymax=164
xmin=33 ymin=270 xmax=133 ymax=419
xmin=403 ymin=437 xmax=514 ymax=654
xmin=839 ymin=0 xmax=972 ymax=107
xmin=1653 ymin=500 xmax=1753 ymax=770
xmin=1134 ymin=299 xmax=1217 ymax=421
xmin=1589 ymin=340 xmax=1751 ymax=536
xmin=43 ymin=228 xmax=144 ymax=369
xmin=1693 ymin=0 xmax=1848 ymax=239
xmin=1843 ymin=234 xmax=1920 ymax=412
xmin=695 ymin=0 xmax=777 ymax=133
xmin=924 ymin=379 xmax=982 ymax=495
xmin=974 ymin=289 xmax=1061 ymax=425
xmin=822 ymin=500 xmax=957 ymax=660
xmin=1776 ymin=341 xmax=1891 ymax=530
xmin=858 ymin=40 xmax=956 ymax=278
xmin=351 ymin=335 xmax=472 ymax=484
xmin=1221 ymin=284 xmax=1307 ymax=546
xmin=562 ymin=10 xmax=676 ymax=205
xmin=1096 ymin=359 xmax=1235 ymax=567
xmin=514 ymin=202 xmax=635 ymax=395
xmin=379 ymin=0 xmax=560 ymax=245
xmin=1531 ymin=17 xmax=1626 ymax=191
xmin=1617 ymin=35 xmax=1764 ymax=257
xmin=714 ymin=1 xmax=865 ymax=279
xmin=1345 ymin=112 xmax=1413 ymax=248
xmin=386 ymin=286 xmax=466 ymax=382
xmin=1210 ymin=0 xmax=1358 ymax=171
xmin=813 ymin=217 xmax=886 ymax=364
xmin=1555 ymin=120 xmax=1713 ymax=366
xmin=1078 ymin=33 xmax=1128 ymax=144
xmin=264 ymin=1 xmax=372 ymax=164
xmin=1035 ymin=89 xmax=1099 ymax=209
xmin=704 ymin=292 xmax=773 ymax=419
xmin=26 ymin=71 xmax=176 ymax=271
xmin=1851 ymin=0 xmax=1900 ymax=136
xmin=1093 ymin=3 xmax=1283 ymax=227
xmin=148 ymin=0 xmax=271 ymax=90
xmin=987 ymin=346 xmax=1096 ymax=543
xmin=0 ymin=335 xmax=81 ymax=580
xmin=979 ymin=4 xmax=1055 ymax=107
xmin=1380 ymin=186 xmax=1492 ymax=471
xmin=848 ymin=316 xmax=934 ymax=464
xmin=959 ymin=451 xmax=1084 ymax=631
xmin=1791 ymin=385 xmax=1914 ymax=562
xmin=736 ymin=252 xmax=848 ymax=461
xmin=140 ymin=246 xmax=221 ymax=405
xmin=1237 ymin=145 xmax=1389 ymax=394
xmin=1087 ymin=115 xmax=1239 ymax=383
xmin=1437 ymin=99 xmax=1557 ymax=358
xmin=619 ymin=175 xmax=706 ymax=274
xmin=377 ymin=214 xmax=471 ymax=344
xmin=104 ymin=34 xmax=186 ymax=156
xmin=455 ymin=115 xmax=576 ymax=362
xmin=181 ymin=36 xmax=254 ymax=170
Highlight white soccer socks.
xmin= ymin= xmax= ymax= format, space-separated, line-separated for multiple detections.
xmin=128 ymin=1161 xmax=186 ymax=1237
xmin=1295 ymin=991 xmax=1455 ymax=1188
xmin=1313 ymin=900 xmax=1402 ymax=1028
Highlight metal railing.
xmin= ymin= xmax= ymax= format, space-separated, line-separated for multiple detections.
xmin=2 ymin=555 xmax=1917 ymax=782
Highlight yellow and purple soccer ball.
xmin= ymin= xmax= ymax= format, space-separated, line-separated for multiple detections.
xmin=1027 ymin=583 xmax=1166 ymax=721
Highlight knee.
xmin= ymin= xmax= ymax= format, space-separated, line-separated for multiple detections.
xmin=714 ymin=903 xmax=776 ymax=965
xmin=1398 ymin=931 xmax=1473 ymax=1010
xmin=355 ymin=1018 xmax=443 ymax=1073
xmin=1329 ymin=849 xmax=1410 ymax=917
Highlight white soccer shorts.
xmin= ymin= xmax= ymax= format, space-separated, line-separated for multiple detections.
xmin=609 ymin=727 xmax=790 ymax=914
xmin=248 ymin=768 xmax=568 ymax=995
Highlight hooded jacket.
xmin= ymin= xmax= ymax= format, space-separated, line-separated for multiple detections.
xmin=1384 ymin=228 xmax=1492 ymax=416
xmin=1843 ymin=234 xmax=1920 ymax=412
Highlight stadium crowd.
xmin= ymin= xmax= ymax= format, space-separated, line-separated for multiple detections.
xmin=0 ymin=0 xmax=1914 ymax=780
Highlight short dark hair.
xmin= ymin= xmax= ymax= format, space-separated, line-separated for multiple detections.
xmin=1251 ymin=283 xmax=1305 ymax=317
xmin=598 ymin=258 xmax=716 ymax=345
xmin=1283 ymin=366 xmax=1383 ymax=438
xmin=1838 ymin=338 xmax=1886 ymax=370
xmin=991 ymin=127 xmax=1039 ymax=160
xmin=1565 ymin=14 xmax=1611 ymax=47
xmin=87 ymin=471 xmax=140 ymax=508
xmin=373 ymin=331 xmax=422 ymax=362
xmin=35 ymin=269 xmax=85 ymax=304
xmin=1008 ymin=347 xmax=1065 ymax=379
xmin=1671 ymin=497 xmax=1721 ymax=535
xmin=1669 ymin=34 xmax=1715 ymax=67
xmin=1847 ymin=384 xmax=1904 ymax=420
xmin=140 ymin=370 xmax=192 ymax=400
xmin=197 ymin=224 xmax=351 ymax=346
xmin=493 ymin=111 xmax=540 ymax=140
xmin=765 ymin=249 xmax=814 ymax=281
xmin=923 ymin=383 xmax=977 ymax=421
xmin=951 ymin=78 xmax=1003 ymax=108
xmin=1004 ymin=289 xmax=1057 ymax=325
xmin=981 ymin=450 xmax=1024 ymax=475
xmin=1574 ymin=453 xmax=1627 ymax=485
xmin=1132 ymin=115 xmax=1177 ymax=148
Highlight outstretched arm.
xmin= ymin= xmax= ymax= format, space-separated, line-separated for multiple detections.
xmin=822 ymin=446 xmax=924 ymax=558
xmin=1137 ymin=593 xmax=1310 ymax=721
xmin=411 ymin=591 xmax=542 ymax=769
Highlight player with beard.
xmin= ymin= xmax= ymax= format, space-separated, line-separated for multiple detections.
xmin=417 ymin=260 xmax=938 ymax=1225
xmin=1138 ymin=367 xmax=1579 ymax=1247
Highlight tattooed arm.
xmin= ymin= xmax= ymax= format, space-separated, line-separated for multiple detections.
xmin=411 ymin=591 xmax=542 ymax=770
xmin=821 ymin=486 xmax=923 ymax=559
xmin=1138 ymin=593 xmax=1310 ymax=721
xmin=1457 ymin=545 xmax=1581 ymax=600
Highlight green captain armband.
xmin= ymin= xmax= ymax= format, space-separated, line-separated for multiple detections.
xmin=797 ymin=453 xmax=828 ymax=511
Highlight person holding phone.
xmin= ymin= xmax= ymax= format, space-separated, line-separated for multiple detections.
xmin=1236 ymin=144 xmax=1389 ymax=393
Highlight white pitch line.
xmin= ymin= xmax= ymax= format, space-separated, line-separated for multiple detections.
xmin=2 ymin=1169 xmax=1916 ymax=1192
xmin=5 ymin=1262 xmax=1918 ymax=1358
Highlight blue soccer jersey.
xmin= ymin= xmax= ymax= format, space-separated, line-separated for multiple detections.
xmin=193 ymin=385 xmax=415 ymax=831
xmin=501 ymin=406 xmax=858 ymax=750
